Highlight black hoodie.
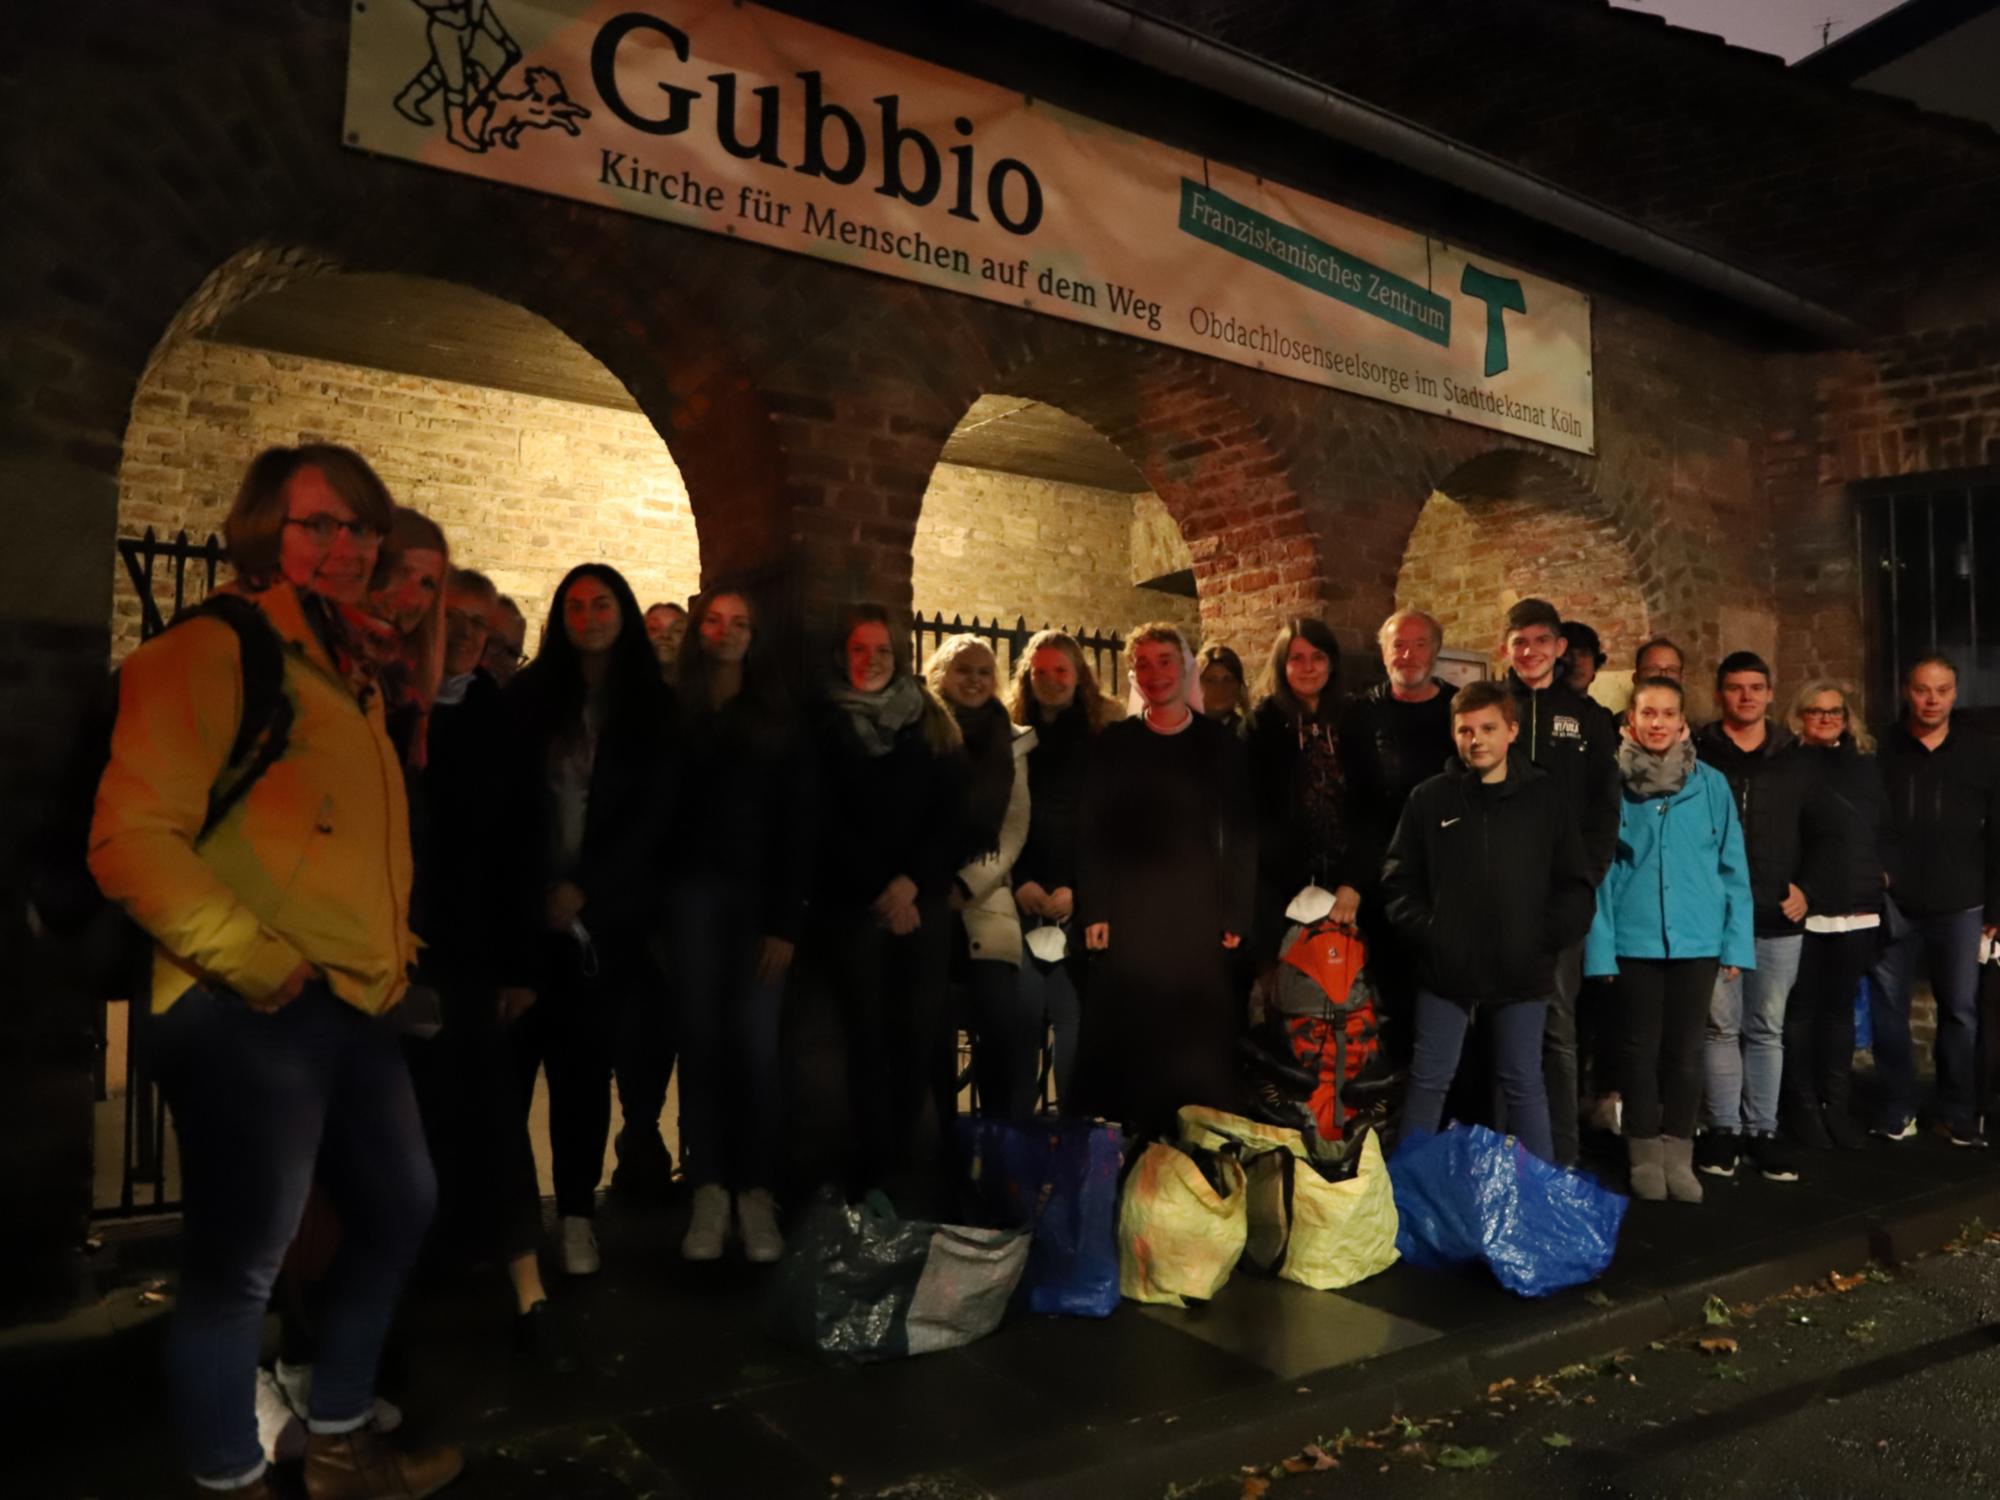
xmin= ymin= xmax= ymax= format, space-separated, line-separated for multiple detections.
xmin=1877 ymin=721 xmax=2000 ymax=920
xmin=1381 ymin=750 xmax=1596 ymax=1006
xmin=1505 ymin=671 xmax=1620 ymax=885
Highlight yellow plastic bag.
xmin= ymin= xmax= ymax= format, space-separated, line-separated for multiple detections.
xmin=1175 ymin=1106 xmax=1399 ymax=1292
xmin=1117 ymin=1141 xmax=1248 ymax=1307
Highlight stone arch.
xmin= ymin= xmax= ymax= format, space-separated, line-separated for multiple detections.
xmin=113 ymin=256 xmax=710 ymax=659
xmin=1393 ymin=446 xmax=1658 ymax=684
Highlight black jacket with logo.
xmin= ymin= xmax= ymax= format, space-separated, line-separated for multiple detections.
xmin=1878 ymin=721 xmax=2000 ymax=920
xmin=1693 ymin=720 xmax=1824 ymax=938
xmin=1381 ymin=752 xmax=1596 ymax=1006
xmin=1505 ymin=672 xmax=1621 ymax=885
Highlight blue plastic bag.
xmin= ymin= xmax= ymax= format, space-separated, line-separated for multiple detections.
xmin=956 ymin=1117 xmax=1128 ymax=1317
xmin=1389 ymin=1124 xmax=1626 ymax=1297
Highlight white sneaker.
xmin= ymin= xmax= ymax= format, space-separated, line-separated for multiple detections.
xmin=736 ymin=1189 xmax=785 ymax=1265
xmin=271 ymin=1362 xmax=402 ymax=1435
xmin=560 ymin=1214 xmax=601 ymax=1276
xmin=682 ymin=1184 xmax=730 ymax=1262
xmin=255 ymin=1366 xmax=305 ymax=1463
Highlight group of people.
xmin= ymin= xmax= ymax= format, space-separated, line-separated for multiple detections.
xmin=88 ymin=441 xmax=1996 ymax=1498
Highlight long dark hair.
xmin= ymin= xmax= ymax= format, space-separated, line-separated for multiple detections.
xmin=516 ymin=562 xmax=667 ymax=742
xmin=677 ymin=582 xmax=793 ymax=733
xmin=1260 ymin=617 xmax=1343 ymax=723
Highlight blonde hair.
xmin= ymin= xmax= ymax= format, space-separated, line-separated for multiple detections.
xmin=922 ymin=633 xmax=995 ymax=700
xmin=378 ymin=507 xmax=449 ymax=706
xmin=1007 ymin=628 xmax=1115 ymax=730
xmin=1786 ymin=678 xmax=1873 ymax=753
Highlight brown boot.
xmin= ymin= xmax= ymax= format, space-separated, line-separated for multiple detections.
xmin=303 ymin=1425 xmax=463 ymax=1499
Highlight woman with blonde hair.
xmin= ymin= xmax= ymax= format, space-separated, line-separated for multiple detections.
xmin=925 ymin=635 xmax=1039 ymax=1120
xmin=814 ymin=605 xmax=969 ymax=1199
xmin=1006 ymin=631 xmax=1114 ymax=1106
xmin=1779 ymin=678 xmax=1885 ymax=1153
xmin=1075 ymin=622 xmax=1256 ymax=1135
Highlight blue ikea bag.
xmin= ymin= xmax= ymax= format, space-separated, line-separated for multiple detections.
xmin=1853 ymin=974 xmax=1876 ymax=1052
xmin=1389 ymin=1124 xmax=1625 ymax=1297
xmin=956 ymin=1117 xmax=1128 ymax=1317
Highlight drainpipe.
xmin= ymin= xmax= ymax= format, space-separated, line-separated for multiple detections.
xmin=975 ymin=0 xmax=1867 ymax=346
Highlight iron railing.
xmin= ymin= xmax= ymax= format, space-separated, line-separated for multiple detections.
xmin=911 ymin=611 xmax=1125 ymax=690
xmin=1856 ymin=469 xmax=2000 ymax=724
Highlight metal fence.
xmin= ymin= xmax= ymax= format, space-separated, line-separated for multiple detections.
xmin=911 ymin=611 xmax=1125 ymax=689
xmin=119 ymin=528 xmax=226 ymax=641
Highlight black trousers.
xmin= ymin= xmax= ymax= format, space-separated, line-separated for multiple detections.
xmin=825 ymin=899 xmax=954 ymax=1189
xmin=1780 ymin=927 xmax=1877 ymax=1120
xmin=405 ymin=974 xmax=542 ymax=1263
xmin=1616 ymin=956 xmax=1720 ymax=1140
xmin=515 ymin=935 xmax=656 ymax=1219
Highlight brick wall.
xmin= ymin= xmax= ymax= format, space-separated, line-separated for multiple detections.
xmin=910 ymin=464 xmax=1199 ymax=647
xmin=113 ymin=340 xmax=701 ymax=660
xmin=1394 ymin=489 xmax=1652 ymax=673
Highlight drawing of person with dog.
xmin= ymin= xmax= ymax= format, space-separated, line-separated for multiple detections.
xmin=392 ymin=0 xmax=593 ymax=158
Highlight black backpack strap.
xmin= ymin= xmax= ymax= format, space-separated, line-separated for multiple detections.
xmin=175 ymin=595 xmax=294 ymax=838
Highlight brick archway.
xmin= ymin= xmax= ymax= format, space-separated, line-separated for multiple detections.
xmin=1390 ymin=446 xmax=1658 ymax=675
xmin=112 ymin=254 xmax=714 ymax=657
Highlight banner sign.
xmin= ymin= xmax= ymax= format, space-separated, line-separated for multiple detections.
xmin=345 ymin=0 xmax=1595 ymax=453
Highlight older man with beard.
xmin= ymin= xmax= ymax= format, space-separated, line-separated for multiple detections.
xmin=1339 ymin=609 xmax=1458 ymax=1068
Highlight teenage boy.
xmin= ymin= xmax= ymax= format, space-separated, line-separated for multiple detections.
xmin=1503 ymin=597 xmax=1621 ymax=1164
xmin=1692 ymin=651 xmax=1820 ymax=1182
xmin=1564 ymin=621 xmax=1607 ymax=697
xmin=1382 ymin=681 xmax=1595 ymax=1163
xmin=1872 ymin=655 xmax=2000 ymax=1146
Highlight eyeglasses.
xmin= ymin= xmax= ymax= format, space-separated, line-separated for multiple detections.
xmin=1801 ymin=707 xmax=1847 ymax=719
xmin=285 ymin=514 xmax=385 ymax=546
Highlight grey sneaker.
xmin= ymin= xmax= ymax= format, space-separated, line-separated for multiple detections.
xmin=1873 ymin=1116 xmax=1918 ymax=1142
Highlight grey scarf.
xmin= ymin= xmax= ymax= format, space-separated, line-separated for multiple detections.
xmin=1618 ymin=736 xmax=1696 ymax=799
xmin=832 ymin=673 xmax=926 ymax=758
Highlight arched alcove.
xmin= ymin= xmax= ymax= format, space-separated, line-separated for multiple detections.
xmin=1395 ymin=448 xmax=1653 ymax=696
xmin=113 ymin=262 xmax=703 ymax=660
xmin=911 ymin=394 xmax=1201 ymax=675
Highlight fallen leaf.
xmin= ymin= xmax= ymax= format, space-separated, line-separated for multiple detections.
xmin=1703 ymin=1295 xmax=1733 ymax=1327
xmin=1281 ymin=1458 xmax=1310 ymax=1475
xmin=1697 ymin=1337 xmax=1739 ymax=1356
xmin=1555 ymin=1362 xmax=1594 ymax=1380
xmin=1584 ymin=1290 xmax=1614 ymax=1308
xmin=1648 ymin=1341 xmax=1667 ymax=1352
xmin=1486 ymin=1377 xmax=1517 ymax=1396
xmin=1828 ymin=1270 xmax=1867 ymax=1293
xmin=1542 ymin=1432 xmax=1574 ymax=1450
xmin=1713 ymin=1364 xmax=1748 ymax=1382
xmin=1866 ymin=1264 xmax=1894 ymax=1284
xmin=1240 ymin=1478 xmax=1270 ymax=1500
xmin=1302 ymin=1444 xmax=1338 ymax=1471
xmin=1437 ymin=1445 xmax=1498 ymax=1470
xmin=1846 ymin=1319 xmax=1879 ymax=1346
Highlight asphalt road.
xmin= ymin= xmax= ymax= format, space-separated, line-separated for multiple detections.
xmin=1176 ymin=1229 xmax=2000 ymax=1500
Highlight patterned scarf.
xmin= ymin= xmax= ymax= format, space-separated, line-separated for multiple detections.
xmin=1618 ymin=736 xmax=1696 ymax=799
xmin=831 ymin=673 xmax=926 ymax=758
xmin=300 ymin=592 xmax=429 ymax=768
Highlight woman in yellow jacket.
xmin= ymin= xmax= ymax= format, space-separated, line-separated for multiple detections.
xmin=90 ymin=445 xmax=462 ymax=1500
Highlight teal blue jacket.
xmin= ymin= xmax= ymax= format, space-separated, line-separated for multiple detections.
xmin=1585 ymin=759 xmax=1756 ymax=975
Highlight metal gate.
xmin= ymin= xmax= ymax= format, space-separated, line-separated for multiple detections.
xmin=1856 ymin=468 xmax=2000 ymax=724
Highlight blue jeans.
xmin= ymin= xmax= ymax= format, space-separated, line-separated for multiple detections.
xmin=1018 ymin=951 xmax=1083 ymax=1110
xmin=1704 ymin=934 xmax=1802 ymax=1136
xmin=1871 ymin=903 xmax=1983 ymax=1131
xmin=1405 ymin=991 xmax=1554 ymax=1163
xmin=151 ymin=984 xmax=436 ymax=1485
xmin=669 ymin=880 xmax=786 ymax=1191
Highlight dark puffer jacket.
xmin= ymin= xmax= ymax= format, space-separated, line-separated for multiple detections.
xmin=1796 ymin=737 xmax=1888 ymax=918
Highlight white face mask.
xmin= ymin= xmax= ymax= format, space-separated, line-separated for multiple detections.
xmin=1284 ymin=884 xmax=1337 ymax=925
xmin=1025 ymin=923 xmax=1069 ymax=963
